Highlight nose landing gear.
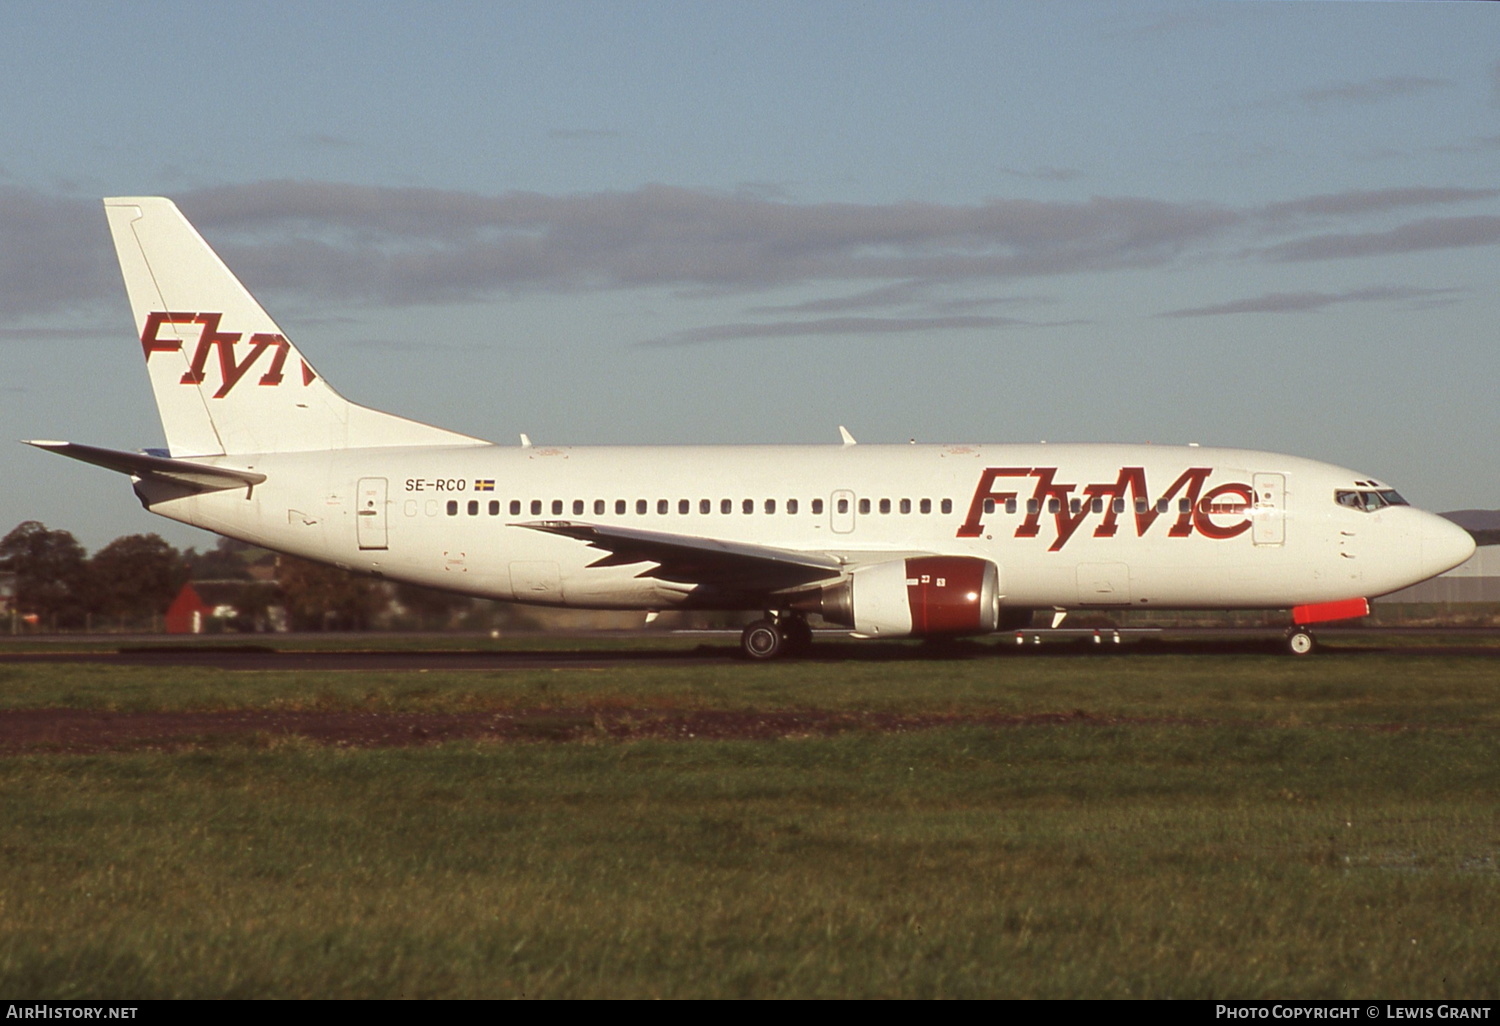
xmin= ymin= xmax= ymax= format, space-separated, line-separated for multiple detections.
xmin=1284 ymin=627 xmax=1317 ymax=656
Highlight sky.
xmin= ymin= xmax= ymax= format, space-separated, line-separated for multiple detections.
xmin=2 ymin=0 xmax=1498 ymax=552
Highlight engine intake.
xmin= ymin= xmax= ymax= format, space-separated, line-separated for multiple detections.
xmin=792 ymin=556 xmax=1002 ymax=638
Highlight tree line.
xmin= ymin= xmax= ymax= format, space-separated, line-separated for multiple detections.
xmin=0 ymin=520 xmax=473 ymax=633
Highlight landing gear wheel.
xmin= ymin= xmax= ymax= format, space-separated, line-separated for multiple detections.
xmin=781 ymin=616 xmax=813 ymax=654
xmin=741 ymin=619 xmax=785 ymax=660
xmin=1285 ymin=628 xmax=1316 ymax=656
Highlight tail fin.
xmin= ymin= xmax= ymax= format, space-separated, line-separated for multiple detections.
xmin=104 ymin=197 xmax=486 ymax=457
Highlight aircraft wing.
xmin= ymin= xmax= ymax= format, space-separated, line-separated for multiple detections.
xmin=25 ymin=441 xmax=266 ymax=493
xmin=516 ymin=520 xmax=846 ymax=591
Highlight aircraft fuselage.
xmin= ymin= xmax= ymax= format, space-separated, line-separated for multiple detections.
xmin=139 ymin=441 xmax=1470 ymax=614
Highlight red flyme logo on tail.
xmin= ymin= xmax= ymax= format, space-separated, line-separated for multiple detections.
xmin=141 ymin=312 xmax=316 ymax=397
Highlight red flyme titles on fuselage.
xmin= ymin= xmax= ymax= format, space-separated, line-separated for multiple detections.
xmin=140 ymin=312 xmax=316 ymax=398
xmin=959 ymin=466 xmax=1255 ymax=551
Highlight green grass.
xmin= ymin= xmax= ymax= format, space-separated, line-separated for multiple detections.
xmin=1 ymin=649 xmax=1498 ymax=727
xmin=1 ymin=650 xmax=1498 ymax=997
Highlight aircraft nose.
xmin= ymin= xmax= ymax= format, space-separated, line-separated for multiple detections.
xmin=1420 ymin=514 xmax=1476 ymax=581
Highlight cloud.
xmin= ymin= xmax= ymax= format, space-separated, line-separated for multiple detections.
xmin=170 ymin=180 xmax=1242 ymax=302
xmin=297 ymin=133 xmax=358 ymax=149
xmin=1434 ymin=135 xmax=1500 ymax=155
xmin=1264 ymin=216 xmax=1500 ymax=262
xmin=2 ymin=178 xmax=1497 ymax=328
xmin=746 ymin=281 xmax=1035 ymax=316
xmin=1158 ymin=285 xmax=1465 ymax=319
xmin=1259 ymin=187 xmax=1499 ymax=222
xmin=0 ymin=188 xmax=115 ymax=319
xmin=643 ymin=314 xmax=1035 ymax=347
xmin=0 ymin=325 xmax=114 ymax=342
xmin=748 ymin=281 xmax=936 ymax=315
xmin=1105 ymin=9 xmax=1223 ymax=39
xmin=998 ymin=166 xmax=1085 ymax=183
xmin=549 ymin=129 xmax=622 ymax=140
xmin=1297 ymin=76 xmax=1450 ymax=108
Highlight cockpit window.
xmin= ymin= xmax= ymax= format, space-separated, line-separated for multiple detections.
xmin=1335 ymin=489 xmax=1409 ymax=512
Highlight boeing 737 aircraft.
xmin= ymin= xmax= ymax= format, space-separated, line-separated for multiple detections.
xmin=27 ymin=198 xmax=1476 ymax=657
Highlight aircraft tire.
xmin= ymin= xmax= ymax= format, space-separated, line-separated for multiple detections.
xmin=741 ymin=620 xmax=785 ymax=660
xmin=1285 ymin=628 xmax=1316 ymax=656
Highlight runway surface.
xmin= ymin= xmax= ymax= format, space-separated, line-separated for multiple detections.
xmin=3 ymin=628 xmax=1495 ymax=754
xmin=2 ymin=627 xmax=1499 ymax=670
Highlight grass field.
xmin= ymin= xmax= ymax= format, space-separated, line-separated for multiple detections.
xmin=0 ymin=643 xmax=1497 ymax=998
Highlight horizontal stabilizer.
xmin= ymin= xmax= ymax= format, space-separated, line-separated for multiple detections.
xmin=25 ymin=440 xmax=266 ymax=493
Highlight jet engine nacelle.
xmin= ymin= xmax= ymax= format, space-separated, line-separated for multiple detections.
xmin=792 ymin=556 xmax=1002 ymax=638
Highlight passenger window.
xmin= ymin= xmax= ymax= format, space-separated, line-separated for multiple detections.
xmin=594 ymin=499 xmax=605 ymax=515
xmin=1091 ymin=497 xmax=1103 ymax=514
xmin=765 ymin=499 xmax=776 ymax=514
xmin=788 ymin=498 xmax=799 ymax=514
xmin=426 ymin=499 xmax=439 ymax=517
xmin=1113 ymin=498 xmax=1125 ymax=514
xmin=1179 ymin=498 xmax=1191 ymax=514
xmin=404 ymin=500 xmax=417 ymax=517
xmin=1027 ymin=499 xmax=1040 ymax=515
xmin=572 ymin=499 xmax=584 ymax=516
xmin=551 ymin=499 xmax=563 ymax=516
xmin=467 ymin=500 xmax=479 ymax=516
xmin=879 ymin=498 xmax=891 ymax=514
xmin=721 ymin=498 xmax=731 ymax=514
xmin=920 ymin=498 xmax=931 ymax=514
xmin=1006 ymin=498 xmax=1017 ymax=515
xmin=940 ymin=499 xmax=952 ymax=515
xmin=679 ymin=499 xmax=690 ymax=515
xmin=899 ymin=498 xmax=911 ymax=514
xmin=615 ymin=499 xmax=626 ymax=515
xmin=983 ymin=498 xmax=995 ymax=514
xmin=1135 ymin=499 xmax=1148 ymax=514
xmin=1157 ymin=499 xmax=1169 ymax=514
xmin=858 ymin=498 xmax=870 ymax=515
xmin=743 ymin=499 xmax=754 ymax=514
xmin=1047 ymin=498 xmax=1060 ymax=514
xmin=637 ymin=499 xmax=648 ymax=515
xmin=1069 ymin=498 xmax=1080 ymax=515
xmin=530 ymin=500 xmax=542 ymax=516
xmin=812 ymin=498 xmax=824 ymax=515
xmin=447 ymin=500 xmax=458 ymax=516
xmin=700 ymin=499 xmax=711 ymax=514
xmin=489 ymin=501 xmax=500 ymax=515
xmin=836 ymin=498 xmax=848 ymax=514
xmin=510 ymin=500 xmax=521 ymax=516
xmin=658 ymin=499 xmax=669 ymax=515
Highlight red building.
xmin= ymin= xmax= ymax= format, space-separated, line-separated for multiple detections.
xmin=164 ymin=580 xmax=281 ymax=633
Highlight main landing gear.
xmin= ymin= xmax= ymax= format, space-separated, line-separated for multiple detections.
xmin=740 ymin=613 xmax=813 ymax=660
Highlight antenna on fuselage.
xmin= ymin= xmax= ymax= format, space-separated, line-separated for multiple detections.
xmin=838 ymin=425 xmax=857 ymax=446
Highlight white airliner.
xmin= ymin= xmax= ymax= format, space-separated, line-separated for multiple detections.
xmin=28 ymin=197 xmax=1476 ymax=657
